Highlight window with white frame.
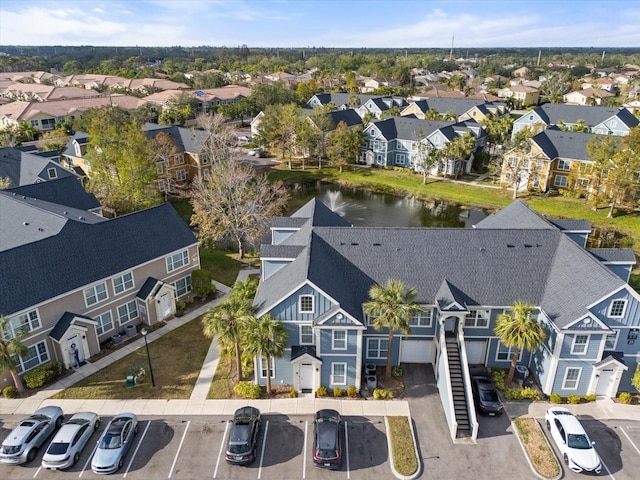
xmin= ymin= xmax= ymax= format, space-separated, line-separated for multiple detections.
xmin=395 ymin=153 xmax=405 ymax=165
xmin=571 ymin=334 xmax=589 ymax=354
xmin=331 ymin=363 xmax=347 ymax=385
xmin=176 ymin=169 xmax=186 ymax=181
xmin=84 ymin=283 xmax=108 ymax=306
xmin=174 ymin=153 xmax=184 ymax=165
xmin=173 ymin=276 xmax=192 ymax=297
xmin=95 ymin=311 xmax=114 ymax=335
xmin=332 ymin=330 xmax=347 ymax=350
xmin=117 ymin=301 xmax=139 ymax=324
xmin=562 ymin=367 xmax=581 ymax=390
xmin=166 ymin=250 xmax=189 ymax=272
xmin=558 ymin=159 xmax=571 ymax=170
xmin=259 ymin=357 xmax=274 ymax=378
xmin=496 ymin=342 xmax=522 ymax=362
xmin=409 ymin=309 xmax=433 ymax=327
xmin=112 ymin=271 xmax=134 ymax=295
xmin=464 ymin=309 xmax=490 ymax=328
xmin=605 ymin=330 xmax=618 ymax=350
xmin=299 ymin=295 xmax=314 ymax=314
xmin=300 ymin=325 xmax=313 ymax=345
xmin=13 ymin=341 xmax=49 ymax=374
xmin=3 ymin=310 xmax=41 ymax=339
xmin=156 ymin=163 xmax=164 ymax=174
xmin=47 ymin=168 xmax=57 ymax=179
xmin=367 ymin=338 xmax=389 ymax=359
xmin=554 ymin=175 xmax=568 ymax=187
xmin=608 ymin=299 xmax=626 ymax=318
xmin=158 ymin=180 xmax=165 ymax=191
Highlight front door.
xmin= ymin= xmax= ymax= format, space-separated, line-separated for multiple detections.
xmin=67 ymin=334 xmax=83 ymax=367
xmin=595 ymin=368 xmax=615 ymax=396
xmin=159 ymin=293 xmax=172 ymax=319
xmin=300 ymin=363 xmax=314 ymax=392
xmin=444 ymin=317 xmax=456 ymax=334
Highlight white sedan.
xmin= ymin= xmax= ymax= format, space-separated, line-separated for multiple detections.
xmin=545 ymin=407 xmax=602 ymax=474
xmin=41 ymin=412 xmax=100 ymax=470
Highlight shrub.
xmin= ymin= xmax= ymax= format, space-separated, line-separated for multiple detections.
xmin=3 ymin=386 xmax=18 ymax=399
xmin=550 ymin=393 xmax=563 ymax=404
xmin=505 ymin=387 xmax=540 ymax=401
xmin=373 ymin=388 xmax=394 ymax=400
xmin=175 ymin=299 xmax=187 ymax=317
xmin=191 ymin=269 xmax=214 ymax=298
xmin=316 ymin=385 xmax=328 ymax=397
xmin=583 ymin=394 xmax=596 ymax=402
xmin=333 ymin=387 xmax=344 ymax=398
xmin=233 ymin=381 xmax=262 ymax=399
xmin=289 ymin=389 xmax=298 ymax=398
xmin=619 ymin=392 xmax=633 ymax=404
xmin=491 ymin=368 xmax=506 ymax=391
xmin=567 ymin=394 xmax=581 ymax=404
xmin=23 ymin=362 xmax=63 ymax=389
xmin=346 ymin=385 xmax=358 ymax=398
xmin=391 ymin=366 xmax=403 ymax=379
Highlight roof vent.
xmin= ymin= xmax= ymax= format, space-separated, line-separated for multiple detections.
xmin=351 ymin=242 xmax=359 ymax=246
xmin=23 ymin=221 xmax=29 ymax=226
xmin=38 ymin=227 xmax=44 ymax=232
xmin=79 ymin=216 xmax=85 ymax=221
xmin=63 ymin=211 xmax=68 ymax=215
xmin=524 ymin=244 xmax=532 ymax=248
xmin=373 ymin=243 xmax=381 ymax=246
xmin=507 ymin=244 xmax=515 ymax=248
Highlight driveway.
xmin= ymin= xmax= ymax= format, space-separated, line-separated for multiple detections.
xmin=403 ymin=364 xmax=533 ymax=479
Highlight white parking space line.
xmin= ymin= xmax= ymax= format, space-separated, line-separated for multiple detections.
xmin=213 ymin=419 xmax=231 ymax=479
xmin=344 ymin=420 xmax=350 ymax=479
xmin=257 ymin=420 xmax=269 ymax=479
xmin=123 ymin=420 xmax=151 ymax=477
xmin=168 ymin=420 xmax=190 ymax=479
xmin=302 ymin=420 xmax=308 ymax=479
xmin=619 ymin=426 xmax=640 ymax=456
xmin=32 ymin=465 xmax=42 ymax=478
xmin=79 ymin=439 xmax=100 ymax=477
xmin=595 ymin=447 xmax=615 ymax=480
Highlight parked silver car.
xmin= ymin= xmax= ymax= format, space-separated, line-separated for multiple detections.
xmin=0 ymin=406 xmax=64 ymax=465
xmin=91 ymin=413 xmax=138 ymax=474
xmin=41 ymin=412 xmax=100 ymax=470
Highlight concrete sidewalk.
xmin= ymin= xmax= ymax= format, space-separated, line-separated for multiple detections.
xmin=505 ymin=396 xmax=639 ymax=421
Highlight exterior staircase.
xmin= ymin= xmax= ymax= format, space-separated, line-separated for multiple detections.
xmin=446 ymin=337 xmax=471 ymax=438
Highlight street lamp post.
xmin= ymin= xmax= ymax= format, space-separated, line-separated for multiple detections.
xmin=141 ymin=328 xmax=156 ymax=387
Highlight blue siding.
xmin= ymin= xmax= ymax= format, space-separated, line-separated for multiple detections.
xmin=272 ymin=229 xmax=295 ymax=245
xmin=256 ymin=354 xmax=293 ymax=386
xmin=531 ymin=345 xmax=554 ymax=393
xmin=263 ymin=260 xmax=289 ymax=280
xmin=539 ymin=315 xmax=557 ymax=353
xmin=269 ymin=284 xmax=335 ymax=321
xmin=319 ymin=329 xmax=358 ymax=355
xmin=590 ymin=290 xmax=640 ymax=328
xmin=552 ymin=361 xmax=593 ymax=395
xmin=363 ymin=334 xmax=400 ymax=366
xmin=618 ymin=359 xmax=639 ymax=392
xmin=320 ymin=356 xmax=358 ymax=389
xmin=564 ymin=232 xmax=588 ymax=248
xmin=602 ymin=264 xmax=632 ymax=282
xmin=559 ymin=333 xmax=602 ymax=359
xmin=486 ymin=338 xmax=532 ymax=368
xmin=612 ymin=329 xmax=640 ymax=355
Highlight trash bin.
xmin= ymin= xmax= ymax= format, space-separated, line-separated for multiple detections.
xmin=126 ymin=375 xmax=135 ymax=387
xmin=515 ymin=366 xmax=529 ymax=379
xmin=366 ymin=375 xmax=377 ymax=390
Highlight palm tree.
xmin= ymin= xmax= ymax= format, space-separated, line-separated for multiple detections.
xmin=202 ymin=297 xmax=255 ymax=380
xmin=494 ymin=302 xmax=546 ymax=388
xmin=242 ymin=314 xmax=288 ymax=395
xmin=0 ymin=316 xmax=28 ymax=394
xmin=363 ymin=279 xmax=422 ymax=383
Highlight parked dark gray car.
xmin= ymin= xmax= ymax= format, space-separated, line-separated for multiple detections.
xmin=225 ymin=406 xmax=261 ymax=465
xmin=312 ymin=409 xmax=342 ymax=469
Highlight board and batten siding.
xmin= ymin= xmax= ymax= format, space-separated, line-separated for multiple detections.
xmin=591 ymin=290 xmax=640 ymax=328
xmin=268 ymin=284 xmax=335 ymax=322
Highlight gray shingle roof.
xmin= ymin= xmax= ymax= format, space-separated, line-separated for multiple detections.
xmin=588 ymin=248 xmax=637 ymax=263
xmin=50 ymin=312 xmax=96 ymax=341
xmin=6 ymin=176 xmax=101 ymax=211
xmin=143 ymin=123 xmax=209 ymax=153
xmin=0 ymin=147 xmax=77 ymax=187
xmin=475 ymin=200 xmax=555 ymax=229
xmin=532 ymin=128 xmax=602 ymax=162
xmin=1 ymin=203 xmax=197 ymax=315
xmin=373 ymin=117 xmax=454 ymax=141
xmin=534 ymin=104 xmax=639 ymax=129
xmin=327 ymin=109 xmax=363 ymax=128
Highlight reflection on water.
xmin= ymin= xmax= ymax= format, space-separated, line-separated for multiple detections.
xmin=287 ymin=183 xmax=488 ymax=228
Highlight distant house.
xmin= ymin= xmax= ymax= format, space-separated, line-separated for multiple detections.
xmin=0 ymin=147 xmax=79 ymax=187
xmin=400 ymin=98 xmax=508 ymax=122
xmin=564 ymin=88 xmax=615 ymax=106
xmin=361 ymin=77 xmax=400 ymax=93
xmin=512 ymin=104 xmax=639 ymax=138
xmin=497 ymin=83 xmax=540 ymax=106
xmin=355 ymin=96 xmax=408 ymax=119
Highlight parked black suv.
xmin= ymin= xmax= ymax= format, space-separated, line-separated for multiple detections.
xmin=225 ymin=406 xmax=261 ymax=465
xmin=312 ymin=409 xmax=342 ymax=469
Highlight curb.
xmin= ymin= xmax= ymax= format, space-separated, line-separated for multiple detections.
xmin=384 ymin=415 xmax=422 ymax=480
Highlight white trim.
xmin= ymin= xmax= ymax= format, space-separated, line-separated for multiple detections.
xmin=587 ymin=284 xmax=640 ymax=310
xmin=112 ymin=270 xmax=135 ymax=295
xmin=330 ymin=362 xmax=347 ymax=386
xmin=255 ymin=279 xmax=340 ymax=318
xmin=564 ymin=313 xmax=609 ymax=330
xmin=495 ymin=341 xmax=523 ymax=362
xmin=299 ymin=324 xmax=314 ymax=345
xmin=366 ymin=337 xmax=389 ymax=359
xmin=355 ymin=330 xmax=363 ymax=390
xmin=259 ymin=357 xmax=275 ymax=379
xmin=570 ymin=334 xmax=590 ymax=355
xmin=604 ymin=330 xmax=619 ymax=350
xmin=83 ymin=281 xmax=109 ymax=308
xmin=332 ymin=329 xmax=347 ymax=350
xmin=298 ymin=294 xmax=315 ymax=314
xmin=607 ymin=298 xmax=627 ymax=318
xmin=562 ymin=366 xmax=582 ymax=390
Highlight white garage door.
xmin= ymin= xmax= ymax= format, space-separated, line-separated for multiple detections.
xmin=465 ymin=340 xmax=487 ymax=364
xmin=400 ymin=339 xmax=434 ymax=364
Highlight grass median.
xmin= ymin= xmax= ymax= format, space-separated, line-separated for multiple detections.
xmin=513 ymin=417 xmax=560 ymax=479
xmin=388 ymin=416 xmax=419 ymax=477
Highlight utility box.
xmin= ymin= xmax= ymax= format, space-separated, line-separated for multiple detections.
xmin=126 ymin=375 xmax=135 ymax=387
xmin=515 ymin=366 xmax=529 ymax=379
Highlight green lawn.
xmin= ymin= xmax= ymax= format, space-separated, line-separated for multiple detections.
xmin=387 ymin=416 xmax=419 ymax=476
xmin=52 ymin=318 xmax=211 ymax=400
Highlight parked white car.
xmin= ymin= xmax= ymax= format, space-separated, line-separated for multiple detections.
xmin=545 ymin=407 xmax=602 ymax=474
xmin=42 ymin=412 xmax=100 ymax=470
xmin=0 ymin=406 xmax=64 ymax=465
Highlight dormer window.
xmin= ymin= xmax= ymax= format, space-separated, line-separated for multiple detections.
xmin=608 ymin=299 xmax=627 ymax=318
xmin=299 ymin=295 xmax=314 ymax=314
xmin=48 ymin=168 xmax=57 ymax=179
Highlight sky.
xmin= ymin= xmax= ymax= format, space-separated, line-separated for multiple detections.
xmin=1 ymin=0 xmax=639 ymax=49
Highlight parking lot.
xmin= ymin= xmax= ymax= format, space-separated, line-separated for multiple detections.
xmin=540 ymin=418 xmax=640 ymax=480
xmin=0 ymin=414 xmax=391 ymax=480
